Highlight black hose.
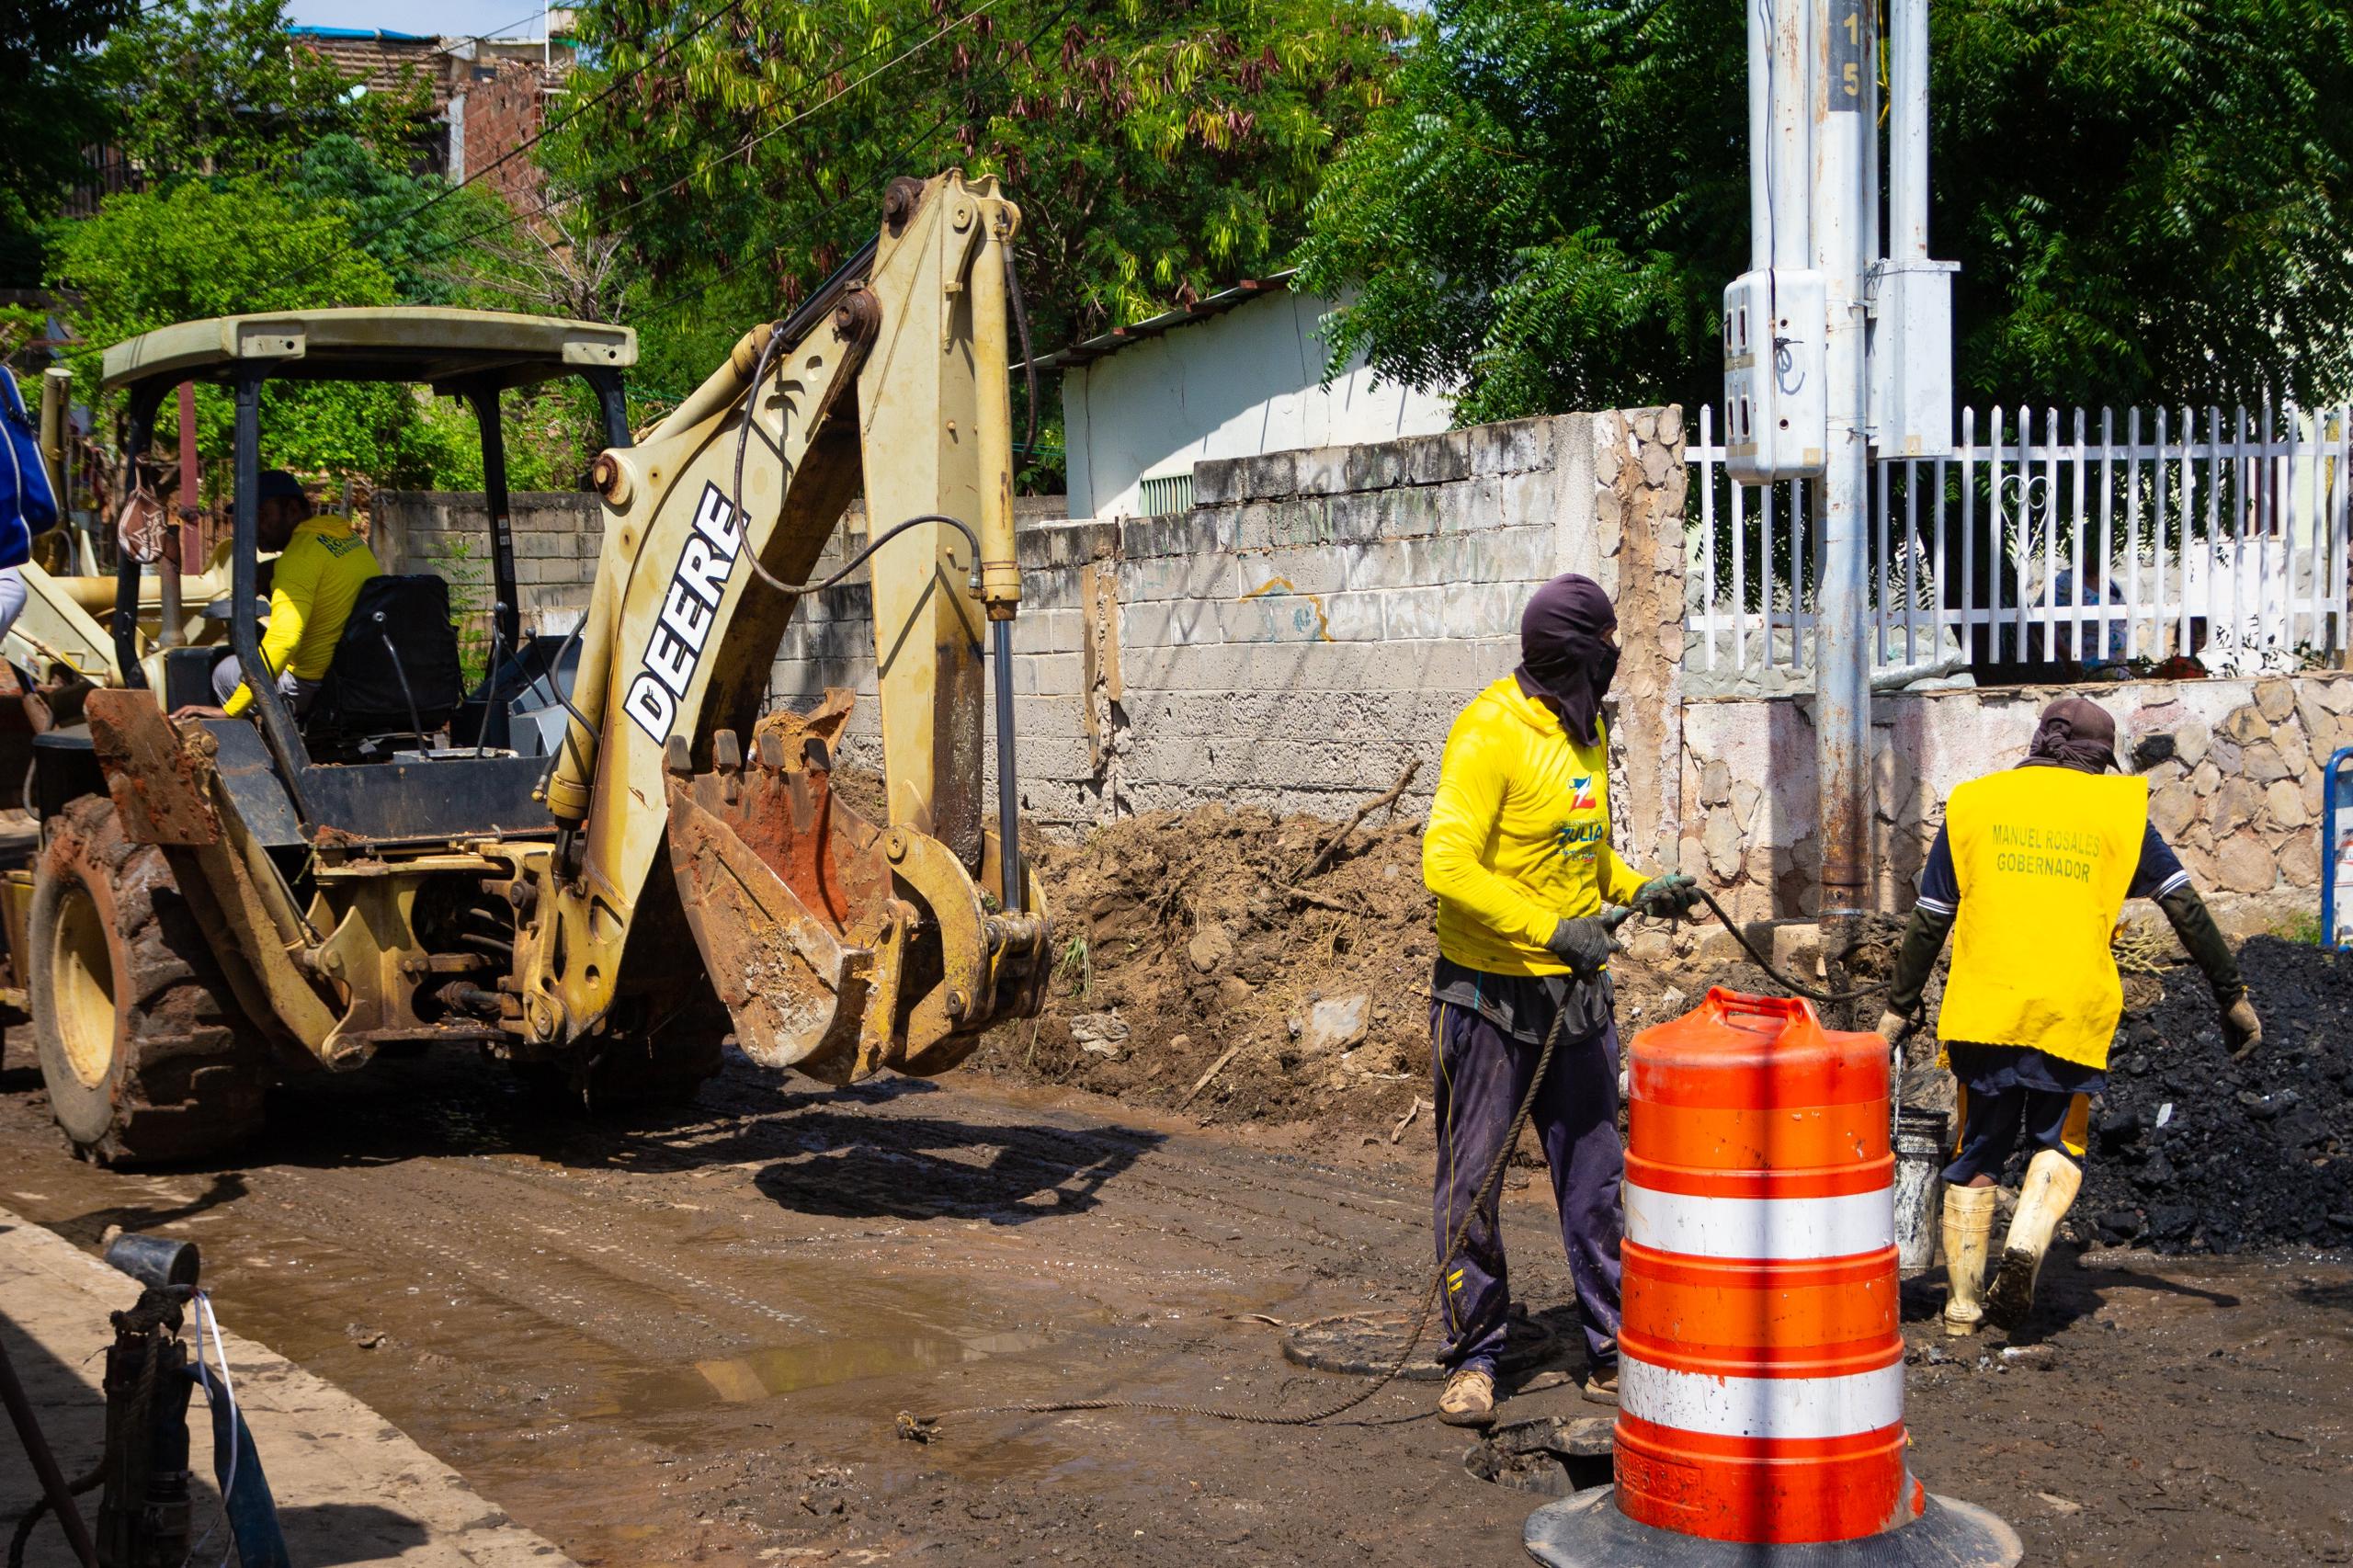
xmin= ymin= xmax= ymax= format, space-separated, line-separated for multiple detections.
xmin=1003 ymin=241 xmax=1039 ymax=461
xmin=1683 ymin=882 xmax=1890 ymax=1005
xmin=900 ymin=1002 xmax=1571 ymax=1441
xmin=898 ymin=894 xmax=1887 ymax=1441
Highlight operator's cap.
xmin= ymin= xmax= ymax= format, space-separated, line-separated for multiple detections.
xmin=255 ymin=469 xmax=306 ymax=503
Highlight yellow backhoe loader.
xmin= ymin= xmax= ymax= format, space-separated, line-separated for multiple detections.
xmin=10 ymin=170 xmax=1051 ymax=1164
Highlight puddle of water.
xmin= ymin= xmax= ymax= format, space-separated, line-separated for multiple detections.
xmin=665 ymin=1325 xmax=1058 ymax=1406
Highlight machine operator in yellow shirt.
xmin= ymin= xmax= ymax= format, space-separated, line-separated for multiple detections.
xmin=211 ymin=469 xmax=381 ymax=717
xmin=1420 ymin=573 xmax=1699 ymax=1428
xmin=1880 ymin=697 xmax=2260 ymax=1337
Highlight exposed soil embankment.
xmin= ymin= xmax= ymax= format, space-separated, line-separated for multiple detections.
xmin=983 ymin=803 xmax=2351 ymax=1255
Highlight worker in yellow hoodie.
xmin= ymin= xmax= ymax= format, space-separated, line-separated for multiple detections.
xmin=209 ymin=469 xmax=381 ymax=718
xmin=1422 ymin=573 xmax=1697 ymax=1427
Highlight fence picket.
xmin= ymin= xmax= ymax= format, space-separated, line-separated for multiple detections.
xmin=1683 ymin=399 xmax=2347 ymax=681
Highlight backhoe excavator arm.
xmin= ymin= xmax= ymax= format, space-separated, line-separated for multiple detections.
xmin=509 ymin=171 xmax=1049 ymax=1080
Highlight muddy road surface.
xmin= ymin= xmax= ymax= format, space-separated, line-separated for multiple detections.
xmin=2 ymin=1042 xmax=2347 ymax=1566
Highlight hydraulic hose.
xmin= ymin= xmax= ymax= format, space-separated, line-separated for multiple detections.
xmin=896 ymin=892 xmax=1887 ymax=1441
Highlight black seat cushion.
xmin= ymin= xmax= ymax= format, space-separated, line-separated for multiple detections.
xmin=308 ymin=574 xmax=465 ymax=740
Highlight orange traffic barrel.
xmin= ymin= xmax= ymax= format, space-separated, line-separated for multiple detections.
xmin=1524 ymin=989 xmax=2021 ymax=1568
xmin=1618 ymin=989 xmax=1910 ymax=1541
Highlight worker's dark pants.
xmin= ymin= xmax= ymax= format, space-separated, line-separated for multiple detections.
xmin=1945 ymin=1083 xmax=2091 ymax=1184
xmin=1429 ymin=999 xmax=1623 ymax=1378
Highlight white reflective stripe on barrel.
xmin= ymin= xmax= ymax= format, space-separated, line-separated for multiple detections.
xmin=1624 ymin=1183 xmax=1894 ymax=1260
xmin=1620 ymin=1358 xmax=1905 ymax=1441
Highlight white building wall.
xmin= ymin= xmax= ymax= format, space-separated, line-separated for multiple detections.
xmin=1062 ymin=290 xmax=1452 ymax=519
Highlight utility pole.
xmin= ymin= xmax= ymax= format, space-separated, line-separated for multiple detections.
xmin=1814 ymin=0 xmax=1871 ymax=930
xmin=1725 ymin=0 xmax=1955 ymax=960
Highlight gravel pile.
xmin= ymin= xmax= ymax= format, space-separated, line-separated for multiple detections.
xmin=2082 ymin=937 xmax=2353 ymax=1252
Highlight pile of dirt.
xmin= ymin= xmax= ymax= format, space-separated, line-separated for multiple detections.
xmin=968 ymin=799 xmax=1877 ymax=1135
xmin=2082 ymin=937 xmax=2353 ymax=1253
xmin=971 ymin=801 xmax=1448 ymax=1131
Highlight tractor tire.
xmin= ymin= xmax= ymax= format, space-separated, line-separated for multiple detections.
xmin=28 ymin=795 xmax=271 ymax=1165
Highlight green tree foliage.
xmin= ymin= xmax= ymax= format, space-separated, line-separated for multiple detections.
xmin=1298 ymin=0 xmax=2353 ymax=420
xmin=545 ymin=0 xmax=1408 ymax=461
xmin=97 ymin=0 xmax=434 ymax=181
xmin=281 ymin=136 xmax=515 ymax=306
xmin=0 ymin=1 xmax=141 ymax=285
xmin=46 ymin=178 xmax=474 ymax=487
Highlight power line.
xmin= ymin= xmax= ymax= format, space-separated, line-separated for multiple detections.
xmin=629 ymin=0 xmax=1077 ymax=330
xmin=318 ymin=0 xmax=757 ymax=271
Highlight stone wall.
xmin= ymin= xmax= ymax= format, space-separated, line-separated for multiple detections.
xmin=1682 ymin=674 xmax=2353 ymax=922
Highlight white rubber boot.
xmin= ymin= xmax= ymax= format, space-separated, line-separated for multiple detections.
xmin=1940 ymin=1183 xmax=1997 ymax=1336
xmin=1984 ymin=1151 xmax=2083 ymax=1332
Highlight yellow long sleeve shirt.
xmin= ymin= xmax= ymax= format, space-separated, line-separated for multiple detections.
xmin=1422 ymin=675 xmax=1652 ymax=976
xmin=223 ymin=517 xmax=381 ymax=716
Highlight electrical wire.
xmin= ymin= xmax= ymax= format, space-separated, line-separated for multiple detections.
xmin=181 ymin=1290 xmax=240 ymax=1568
xmin=323 ymin=0 xmax=757 ymax=263
xmin=346 ymin=0 xmax=1007 ymax=291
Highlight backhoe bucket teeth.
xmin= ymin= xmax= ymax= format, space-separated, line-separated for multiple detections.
xmin=662 ymin=703 xmax=1049 ymax=1084
xmin=665 ymin=778 xmax=877 ymax=1079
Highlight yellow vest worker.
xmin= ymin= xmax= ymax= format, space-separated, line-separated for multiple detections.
xmin=1881 ymin=697 xmax=2259 ymax=1340
xmin=1418 ymin=573 xmax=1695 ymax=1431
xmin=1938 ymin=766 xmax=2149 ymax=1068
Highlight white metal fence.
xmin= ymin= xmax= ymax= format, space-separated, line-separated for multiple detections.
xmin=1687 ymin=403 xmax=2353 ymax=684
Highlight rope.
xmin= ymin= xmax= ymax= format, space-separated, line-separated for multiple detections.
xmin=895 ymin=891 xmax=1888 ymax=1441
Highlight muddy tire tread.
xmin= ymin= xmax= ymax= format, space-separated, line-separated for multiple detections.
xmin=33 ymin=795 xmax=269 ymax=1165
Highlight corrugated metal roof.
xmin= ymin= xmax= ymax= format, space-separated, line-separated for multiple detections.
xmin=289 ymin=25 xmax=434 ymax=40
xmin=1027 ymin=269 xmax=1297 ymax=372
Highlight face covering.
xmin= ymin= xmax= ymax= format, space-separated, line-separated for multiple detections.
xmin=1515 ymin=573 xmax=1620 ymax=747
xmin=2018 ymin=696 xmax=2119 ymax=775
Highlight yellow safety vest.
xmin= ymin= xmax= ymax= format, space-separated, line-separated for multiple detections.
xmin=1936 ymin=767 xmax=2147 ymax=1069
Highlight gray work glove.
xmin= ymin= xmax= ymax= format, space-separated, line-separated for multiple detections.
xmin=1546 ymin=916 xmax=1616 ymax=981
xmin=1874 ymin=1007 xmax=1917 ymax=1045
xmin=2222 ymin=994 xmax=2262 ymax=1060
xmin=1631 ymin=872 xmax=1702 ymax=921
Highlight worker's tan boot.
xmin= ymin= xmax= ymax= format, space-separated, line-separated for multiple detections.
xmin=1984 ymin=1151 xmax=2083 ymax=1332
xmin=1438 ymin=1367 xmax=1496 ymax=1427
xmin=1940 ymin=1183 xmax=1997 ymax=1336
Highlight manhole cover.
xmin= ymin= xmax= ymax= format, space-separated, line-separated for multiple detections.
xmin=1279 ymin=1304 xmax=1565 ymax=1381
xmin=1463 ymin=1415 xmax=1615 ymax=1498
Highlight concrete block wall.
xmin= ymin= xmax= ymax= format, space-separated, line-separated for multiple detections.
xmin=371 ymin=490 xmax=602 ymax=634
xmin=377 ymin=413 xmax=1694 ymax=870
xmin=761 ymin=411 xmax=1691 ymax=859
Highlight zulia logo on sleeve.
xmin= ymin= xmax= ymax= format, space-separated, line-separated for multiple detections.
xmin=625 ymin=483 xmax=743 ymax=742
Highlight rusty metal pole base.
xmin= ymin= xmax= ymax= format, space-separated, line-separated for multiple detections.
xmin=1817 ymin=906 xmax=1870 ymax=1033
xmin=1525 ymin=1486 xmax=2023 ymax=1568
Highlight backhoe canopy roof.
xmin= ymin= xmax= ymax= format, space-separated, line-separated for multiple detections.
xmin=100 ymin=307 xmax=636 ymax=396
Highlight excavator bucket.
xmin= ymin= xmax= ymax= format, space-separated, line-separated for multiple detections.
xmin=664 ymin=691 xmax=1051 ymax=1083
xmin=662 ymin=694 xmax=905 ymax=1085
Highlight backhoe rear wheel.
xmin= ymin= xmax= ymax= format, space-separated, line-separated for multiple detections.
xmin=29 ymin=796 xmax=271 ymax=1165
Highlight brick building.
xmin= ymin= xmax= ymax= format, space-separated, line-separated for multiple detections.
xmin=290 ymin=21 xmax=575 ymax=197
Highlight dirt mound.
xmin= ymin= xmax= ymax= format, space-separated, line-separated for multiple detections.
xmin=972 ymin=801 xmax=1444 ymax=1130
xmin=2081 ymin=937 xmax=2353 ymax=1253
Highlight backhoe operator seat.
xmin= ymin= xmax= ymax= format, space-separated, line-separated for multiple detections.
xmin=301 ymin=574 xmax=466 ymax=747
